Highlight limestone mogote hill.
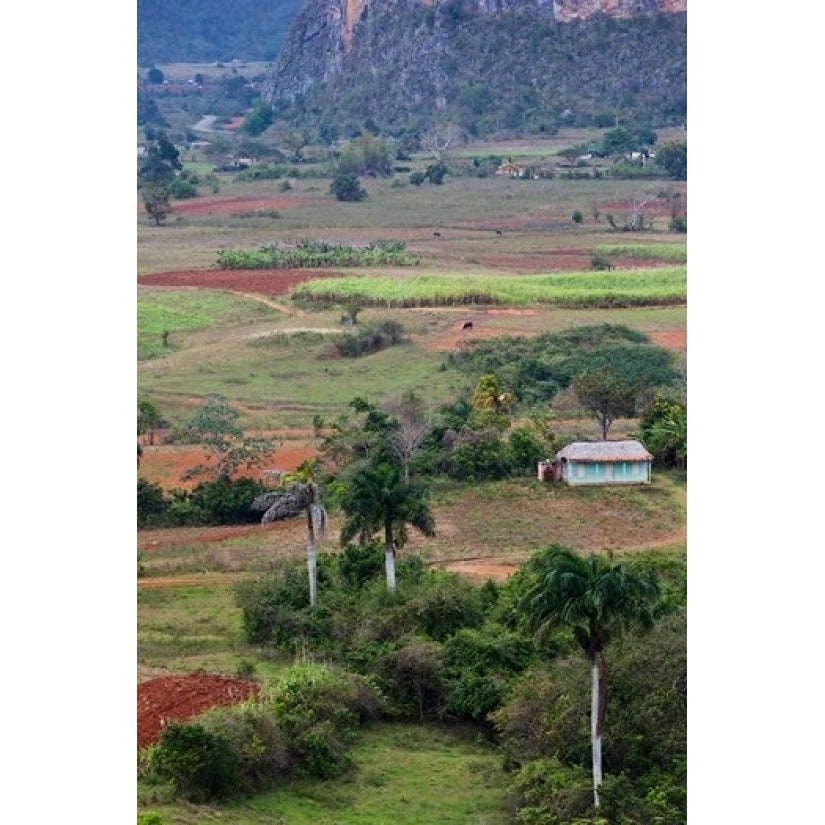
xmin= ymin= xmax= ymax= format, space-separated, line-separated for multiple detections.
xmin=261 ymin=0 xmax=687 ymax=136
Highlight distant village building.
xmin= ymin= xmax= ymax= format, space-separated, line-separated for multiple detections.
xmin=538 ymin=439 xmax=653 ymax=486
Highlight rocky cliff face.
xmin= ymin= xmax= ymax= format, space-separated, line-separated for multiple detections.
xmin=262 ymin=0 xmax=686 ymax=135
xmin=553 ymin=0 xmax=685 ymax=23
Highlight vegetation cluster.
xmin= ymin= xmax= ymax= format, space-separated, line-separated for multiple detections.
xmin=139 ymin=544 xmax=686 ymax=824
xmin=216 ymin=240 xmax=412 ymax=270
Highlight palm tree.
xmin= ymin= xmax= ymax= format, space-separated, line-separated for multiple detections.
xmin=521 ymin=546 xmax=659 ymax=808
xmin=339 ymin=462 xmax=435 ymax=591
xmin=252 ymin=477 xmax=327 ymax=607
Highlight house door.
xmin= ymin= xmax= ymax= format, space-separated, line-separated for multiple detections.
xmin=604 ymin=463 xmax=614 ymax=482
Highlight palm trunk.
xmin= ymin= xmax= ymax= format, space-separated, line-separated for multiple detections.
xmin=306 ymin=510 xmax=317 ymax=607
xmin=384 ymin=521 xmax=397 ymax=593
xmin=590 ymin=654 xmax=603 ymax=808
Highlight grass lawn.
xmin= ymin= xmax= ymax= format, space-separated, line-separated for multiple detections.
xmin=138 ymin=722 xmax=512 ymax=825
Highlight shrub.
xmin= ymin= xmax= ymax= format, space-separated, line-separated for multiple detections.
xmin=590 ymin=252 xmax=614 ymax=271
xmin=405 ymin=572 xmax=485 ymax=641
xmin=198 ymin=702 xmax=291 ymax=791
xmin=443 ymin=626 xmax=536 ymax=721
xmin=338 ymin=540 xmax=385 ymax=589
xmin=572 ymin=210 xmax=583 ymax=224
xmin=507 ymin=428 xmax=546 ymax=474
xmin=169 ymin=177 xmax=198 ymax=200
xmin=446 ymin=429 xmax=511 ymax=481
xmin=137 ymin=479 xmax=168 ymax=528
xmin=137 ymin=813 xmax=165 ymax=825
xmin=374 ymin=639 xmax=447 ymax=720
xmin=270 ymin=662 xmax=384 ymax=777
xmin=409 ymin=171 xmax=426 ymax=186
xmin=330 ymin=171 xmax=367 ymax=202
xmin=233 ymin=561 xmax=313 ymax=646
xmin=334 ymin=320 xmax=406 ymax=358
xmin=150 ymin=722 xmax=240 ymax=802
xmin=187 ymin=476 xmax=267 ymax=525
xmin=425 ymin=162 xmax=447 ymax=184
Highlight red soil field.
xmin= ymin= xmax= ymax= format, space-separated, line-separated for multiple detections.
xmin=138 ymin=673 xmax=260 ymax=750
xmin=159 ymin=195 xmax=315 ymax=216
xmin=138 ymin=442 xmax=319 ymax=491
xmin=138 ymin=268 xmax=343 ymax=295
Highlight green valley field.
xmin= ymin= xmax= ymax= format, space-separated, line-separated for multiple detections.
xmin=137 ymin=130 xmax=687 ymax=825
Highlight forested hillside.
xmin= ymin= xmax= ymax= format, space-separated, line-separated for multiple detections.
xmin=137 ymin=0 xmax=304 ymax=64
xmin=264 ymin=2 xmax=686 ymax=137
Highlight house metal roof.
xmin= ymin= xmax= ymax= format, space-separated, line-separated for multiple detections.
xmin=556 ymin=440 xmax=652 ymax=462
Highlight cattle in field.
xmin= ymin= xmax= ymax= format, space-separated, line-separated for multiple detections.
xmin=462 ymin=321 xmax=473 ymax=330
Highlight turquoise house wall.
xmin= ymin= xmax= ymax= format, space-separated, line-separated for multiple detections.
xmin=563 ymin=460 xmax=651 ymax=486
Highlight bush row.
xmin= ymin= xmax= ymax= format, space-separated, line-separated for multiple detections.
xmin=217 ymin=240 xmax=411 ymax=270
xmin=137 ymin=476 xmax=266 ymax=528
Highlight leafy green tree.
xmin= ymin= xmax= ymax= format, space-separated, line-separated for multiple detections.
xmin=281 ymin=129 xmax=307 ymax=162
xmin=182 ymin=395 xmax=271 ymax=481
xmin=147 ymin=66 xmax=164 ymax=84
xmin=241 ymin=99 xmax=274 ymax=136
xmin=637 ymin=395 xmax=687 ymax=468
xmin=558 ymin=144 xmax=588 ymax=169
xmin=336 ymin=134 xmax=393 ymax=177
xmin=330 ymin=172 xmax=367 ymax=202
xmin=340 ymin=462 xmax=435 ymax=591
xmin=141 ymin=183 xmax=172 ymax=226
xmin=520 ymin=547 xmax=659 ymax=808
xmin=471 ymin=372 xmax=512 ymax=432
xmin=656 ymin=141 xmax=687 ymax=180
xmin=571 ymin=367 xmax=641 ymax=439
xmin=139 ymin=129 xmax=181 ymax=186
xmin=137 ymin=398 xmax=165 ymax=444
xmin=137 ymin=479 xmax=168 ymax=528
xmin=139 ymin=129 xmax=182 ymax=224
xmin=600 ymin=126 xmax=637 ymax=157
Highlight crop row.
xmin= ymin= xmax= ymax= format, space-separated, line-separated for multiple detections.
xmin=217 ymin=239 xmax=413 ymax=270
xmin=291 ymin=267 xmax=687 ymax=309
xmin=593 ymin=243 xmax=687 ymax=262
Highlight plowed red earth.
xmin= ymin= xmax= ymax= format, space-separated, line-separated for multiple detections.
xmin=138 ymin=442 xmax=319 ymax=491
xmin=138 ymin=673 xmax=260 ymax=750
xmin=161 ymin=195 xmax=315 ymax=216
xmin=138 ymin=268 xmax=343 ymax=294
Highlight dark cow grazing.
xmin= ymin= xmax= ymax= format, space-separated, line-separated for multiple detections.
xmin=433 ymin=231 xmax=441 ymax=237
xmin=462 ymin=321 xmax=473 ymax=330
xmin=494 ymin=229 xmax=502 ymax=235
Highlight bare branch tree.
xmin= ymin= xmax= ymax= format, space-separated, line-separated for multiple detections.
xmin=381 ymin=390 xmax=431 ymax=484
xmin=420 ymin=124 xmax=462 ymax=164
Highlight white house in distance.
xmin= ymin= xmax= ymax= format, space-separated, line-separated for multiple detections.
xmin=538 ymin=439 xmax=653 ymax=486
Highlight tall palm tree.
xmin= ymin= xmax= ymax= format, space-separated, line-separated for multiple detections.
xmin=339 ymin=462 xmax=435 ymax=591
xmin=521 ymin=546 xmax=659 ymax=808
xmin=252 ymin=479 xmax=327 ymax=607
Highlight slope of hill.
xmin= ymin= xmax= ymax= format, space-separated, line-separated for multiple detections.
xmin=137 ymin=0 xmax=304 ymax=64
xmin=263 ymin=0 xmax=687 ymax=137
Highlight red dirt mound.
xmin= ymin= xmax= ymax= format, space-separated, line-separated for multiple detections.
xmin=138 ymin=268 xmax=343 ymax=296
xmin=138 ymin=673 xmax=260 ymax=750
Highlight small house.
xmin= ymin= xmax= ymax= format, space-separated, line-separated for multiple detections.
xmin=539 ymin=440 xmax=653 ymax=486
